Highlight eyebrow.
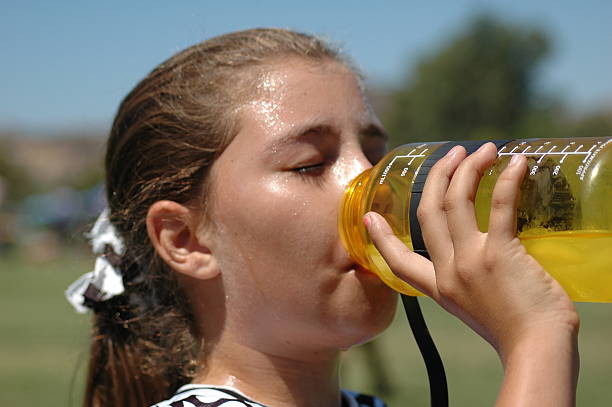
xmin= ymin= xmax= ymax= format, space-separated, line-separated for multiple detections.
xmin=359 ymin=123 xmax=389 ymax=143
xmin=263 ymin=119 xmax=388 ymax=154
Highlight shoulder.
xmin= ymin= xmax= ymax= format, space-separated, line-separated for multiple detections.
xmin=341 ymin=390 xmax=388 ymax=407
xmin=150 ymin=385 xmax=267 ymax=407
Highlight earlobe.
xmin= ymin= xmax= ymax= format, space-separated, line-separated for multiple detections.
xmin=146 ymin=200 xmax=220 ymax=280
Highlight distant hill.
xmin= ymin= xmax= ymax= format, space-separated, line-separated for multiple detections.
xmin=0 ymin=131 xmax=106 ymax=188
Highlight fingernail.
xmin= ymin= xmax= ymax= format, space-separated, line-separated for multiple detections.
xmin=446 ymin=145 xmax=461 ymax=159
xmin=509 ymin=154 xmax=521 ymax=167
xmin=476 ymin=142 xmax=490 ymax=153
xmin=363 ymin=213 xmax=372 ymax=228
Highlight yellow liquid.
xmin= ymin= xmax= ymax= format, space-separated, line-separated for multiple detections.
xmin=365 ymin=242 xmax=424 ymax=297
xmin=361 ymin=233 xmax=612 ymax=302
xmin=520 ymin=231 xmax=612 ymax=302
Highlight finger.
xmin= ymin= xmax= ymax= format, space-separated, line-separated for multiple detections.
xmin=417 ymin=145 xmax=466 ymax=263
xmin=444 ymin=142 xmax=498 ymax=249
xmin=488 ymin=154 xmax=528 ymax=243
xmin=365 ymin=212 xmax=436 ymax=297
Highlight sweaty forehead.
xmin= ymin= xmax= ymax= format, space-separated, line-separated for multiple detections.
xmin=229 ymin=58 xmax=374 ymax=152
xmin=245 ymin=60 xmax=365 ymax=120
xmin=251 ymin=58 xmax=358 ymax=97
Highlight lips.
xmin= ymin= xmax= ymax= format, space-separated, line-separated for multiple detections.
xmin=338 ymin=251 xmax=374 ymax=274
xmin=348 ymin=262 xmax=375 ymax=275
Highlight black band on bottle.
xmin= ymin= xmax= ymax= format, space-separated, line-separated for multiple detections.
xmin=408 ymin=140 xmax=510 ymax=259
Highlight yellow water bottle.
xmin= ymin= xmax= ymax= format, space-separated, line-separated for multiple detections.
xmin=339 ymin=137 xmax=612 ymax=302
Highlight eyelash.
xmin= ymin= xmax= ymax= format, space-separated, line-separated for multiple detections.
xmin=293 ymin=162 xmax=327 ymax=176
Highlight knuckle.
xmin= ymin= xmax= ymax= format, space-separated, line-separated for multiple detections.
xmin=386 ymin=248 xmax=410 ymax=270
xmin=442 ymin=196 xmax=459 ymax=214
xmin=435 ymin=258 xmax=473 ymax=299
xmin=436 ymin=279 xmax=458 ymax=298
xmin=454 ymin=260 xmax=476 ymax=283
xmin=490 ymin=195 xmax=508 ymax=211
xmin=379 ymin=223 xmax=396 ymax=238
xmin=482 ymin=241 xmax=510 ymax=270
xmin=416 ymin=204 xmax=430 ymax=223
xmin=566 ymin=310 xmax=581 ymax=332
xmin=490 ymin=184 xmax=512 ymax=210
xmin=481 ymin=251 xmax=498 ymax=271
xmin=500 ymin=163 xmax=521 ymax=180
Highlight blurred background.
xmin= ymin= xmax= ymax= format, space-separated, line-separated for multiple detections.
xmin=1 ymin=1 xmax=611 ymax=405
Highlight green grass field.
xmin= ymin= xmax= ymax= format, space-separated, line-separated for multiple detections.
xmin=1 ymin=250 xmax=610 ymax=406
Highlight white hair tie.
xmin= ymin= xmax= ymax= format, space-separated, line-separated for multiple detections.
xmin=65 ymin=208 xmax=126 ymax=313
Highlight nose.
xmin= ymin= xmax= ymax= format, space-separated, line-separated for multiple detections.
xmin=331 ymin=147 xmax=372 ymax=192
xmin=331 ymin=147 xmax=372 ymax=250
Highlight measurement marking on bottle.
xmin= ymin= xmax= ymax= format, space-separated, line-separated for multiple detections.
xmin=379 ymin=148 xmax=429 ymax=184
xmin=583 ymin=145 xmax=597 ymax=163
xmin=391 ymin=149 xmax=428 ymax=169
xmin=495 ymin=142 xmax=602 ymax=176
xmin=580 ymin=140 xmax=609 ymax=180
xmin=388 ymin=150 xmax=428 ymax=169
xmin=559 ymin=145 xmax=570 ymax=163
xmin=406 ymin=155 xmax=420 ymax=166
xmin=537 ymin=145 xmax=557 ymax=163
xmin=498 ymin=144 xmax=596 ymax=161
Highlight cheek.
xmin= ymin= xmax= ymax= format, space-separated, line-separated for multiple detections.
xmin=210 ymin=176 xmax=342 ymax=319
xmin=212 ymin=175 xmax=334 ymax=272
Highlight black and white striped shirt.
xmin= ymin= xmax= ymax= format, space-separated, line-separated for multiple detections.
xmin=151 ymin=384 xmax=387 ymax=407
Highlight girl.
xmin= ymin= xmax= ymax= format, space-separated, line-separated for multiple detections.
xmin=67 ymin=28 xmax=579 ymax=406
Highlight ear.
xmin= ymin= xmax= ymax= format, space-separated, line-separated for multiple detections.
xmin=146 ymin=200 xmax=219 ymax=280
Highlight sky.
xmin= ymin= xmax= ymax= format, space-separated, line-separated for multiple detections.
xmin=2 ymin=0 xmax=612 ymax=134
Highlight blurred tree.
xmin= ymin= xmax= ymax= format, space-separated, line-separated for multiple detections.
xmin=384 ymin=14 xmax=553 ymax=146
xmin=71 ymin=165 xmax=104 ymax=191
xmin=0 ymin=142 xmax=35 ymax=208
xmin=565 ymin=111 xmax=612 ymax=139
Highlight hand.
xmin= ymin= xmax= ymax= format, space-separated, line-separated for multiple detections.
xmin=364 ymin=142 xmax=579 ymax=360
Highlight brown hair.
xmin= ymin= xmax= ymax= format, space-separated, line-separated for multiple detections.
xmin=84 ymin=28 xmax=348 ymax=407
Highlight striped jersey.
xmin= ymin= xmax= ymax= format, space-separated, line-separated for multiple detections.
xmin=151 ymin=384 xmax=387 ymax=407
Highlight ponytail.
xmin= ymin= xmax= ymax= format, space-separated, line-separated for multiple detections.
xmin=83 ymin=294 xmax=196 ymax=406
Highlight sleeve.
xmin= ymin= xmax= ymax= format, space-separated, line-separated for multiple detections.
xmin=342 ymin=390 xmax=388 ymax=407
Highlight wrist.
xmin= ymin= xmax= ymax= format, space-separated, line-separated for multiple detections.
xmin=498 ymin=309 xmax=580 ymax=366
xmin=496 ymin=327 xmax=579 ymax=407
xmin=501 ymin=326 xmax=578 ymax=367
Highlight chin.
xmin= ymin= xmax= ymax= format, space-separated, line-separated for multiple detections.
xmin=335 ymin=313 xmax=396 ymax=351
xmin=331 ymin=279 xmax=398 ymax=349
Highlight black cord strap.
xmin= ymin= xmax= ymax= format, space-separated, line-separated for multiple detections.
xmin=402 ymin=295 xmax=448 ymax=407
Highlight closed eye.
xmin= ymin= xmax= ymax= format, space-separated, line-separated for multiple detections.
xmin=293 ymin=162 xmax=326 ymax=176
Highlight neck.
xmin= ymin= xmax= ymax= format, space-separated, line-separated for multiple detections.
xmin=193 ymin=338 xmax=342 ymax=407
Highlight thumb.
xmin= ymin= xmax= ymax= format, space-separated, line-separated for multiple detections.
xmin=364 ymin=212 xmax=436 ymax=297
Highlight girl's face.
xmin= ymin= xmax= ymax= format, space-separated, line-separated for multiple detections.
xmin=203 ymin=59 xmax=397 ymax=357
